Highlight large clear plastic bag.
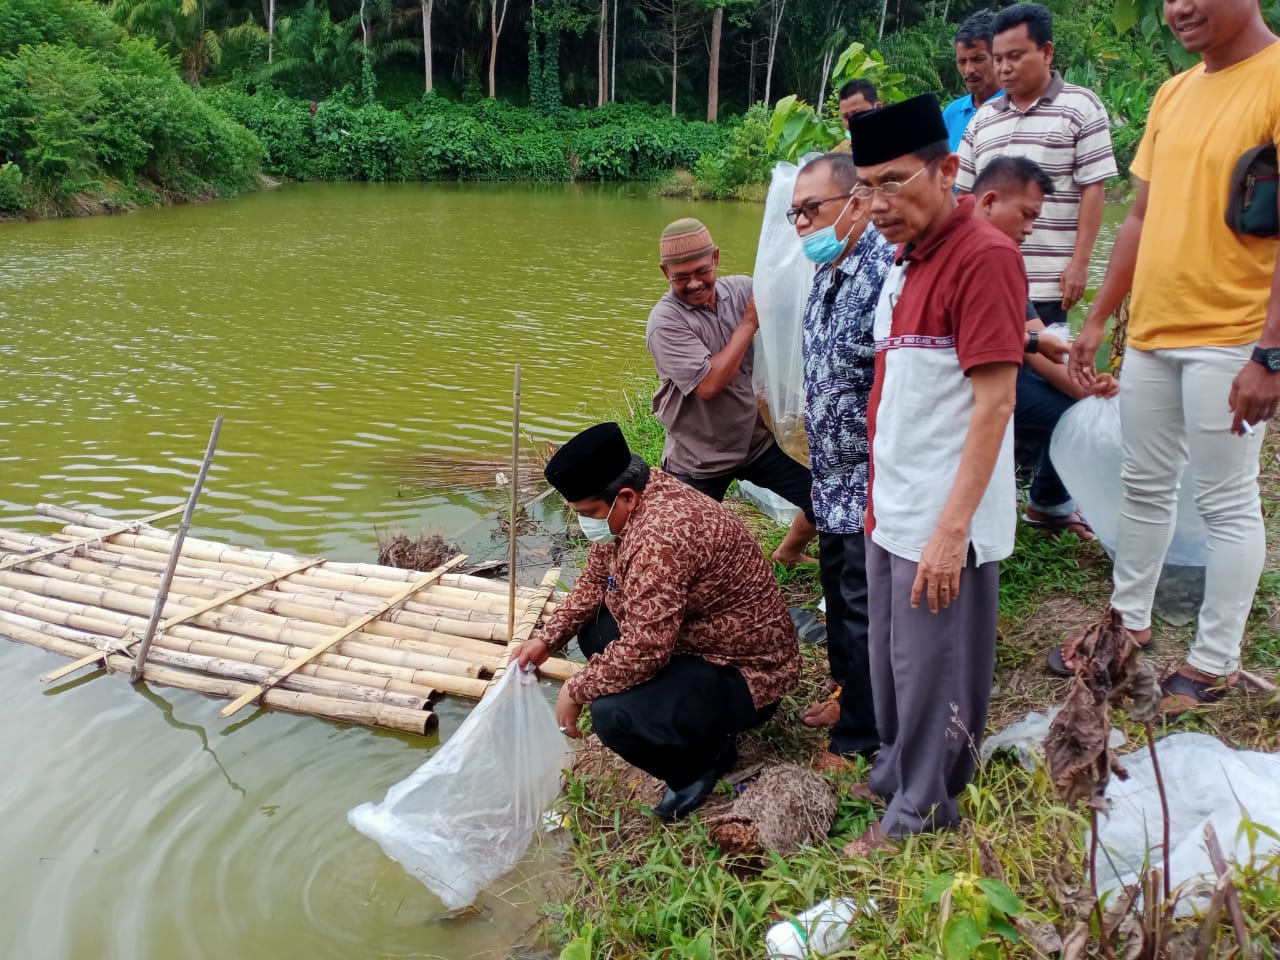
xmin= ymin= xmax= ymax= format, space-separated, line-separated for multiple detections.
xmin=1049 ymin=396 xmax=1209 ymax=625
xmin=753 ymin=158 xmax=816 ymax=467
xmin=1095 ymin=732 xmax=1280 ymax=916
xmin=348 ymin=667 xmax=570 ymax=910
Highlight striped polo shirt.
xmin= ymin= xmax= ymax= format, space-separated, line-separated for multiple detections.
xmin=956 ymin=72 xmax=1117 ymax=302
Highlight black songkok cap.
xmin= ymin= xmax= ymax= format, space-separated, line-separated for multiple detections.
xmin=543 ymin=422 xmax=633 ymax=502
xmin=851 ymin=93 xmax=949 ymax=167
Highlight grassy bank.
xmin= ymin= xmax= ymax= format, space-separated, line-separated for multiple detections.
xmin=547 ymin=381 xmax=1280 ymax=959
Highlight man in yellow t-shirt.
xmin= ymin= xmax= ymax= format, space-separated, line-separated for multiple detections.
xmin=1059 ymin=0 xmax=1280 ymax=714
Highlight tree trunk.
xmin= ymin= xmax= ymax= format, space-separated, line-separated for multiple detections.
xmin=610 ymin=0 xmax=618 ymax=101
xmin=267 ymin=0 xmax=275 ymax=63
xmin=748 ymin=37 xmax=756 ymax=106
xmin=598 ymin=0 xmax=608 ymax=106
xmin=360 ymin=0 xmax=369 ymax=50
xmin=422 ymin=0 xmax=433 ymax=92
xmin=817 ymin=44 xmax=834 ymax=106
xmin=489 ymin=0 xmax=499 ymax=96
xmin=670 ymin=8 xmax=679 ymax=116
xmin=487 ymin=0 xmax=510 ymax=98
xmin=878 ymin=0 xmax=888 ymax=39
xmin=707 ymin=6 xmax=722 ymax=122
xmin=763 ymin=0 xmax=785 ymax=105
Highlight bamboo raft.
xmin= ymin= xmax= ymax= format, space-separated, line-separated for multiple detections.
xmin=0 ymin=505 xmax=579 ymax=737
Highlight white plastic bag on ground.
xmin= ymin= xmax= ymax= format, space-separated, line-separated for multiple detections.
xmin=1049 ymin=395 xmax=1209 ymax=624
xmin=980 ymin=707 xmax=1125 ymax=771
xmin=348 ymin=667 xmax=570 ymax=910
xmin=753 ymin=158 xmax=816 ymax=467
xmin=1094 ymin=732 xmax=1280 ymax=915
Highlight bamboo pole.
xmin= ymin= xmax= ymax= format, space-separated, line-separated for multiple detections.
xmin=4 ymin=554 xmax=514 ymax=648
xmin=18 ymin=524 xmax=566 ymax=611
xmin=0 ymin=505 xmax=184 ymax=572
xmin=32 ymin=508 xmax=566 ymax=602
xmin=0 ymin=578 xmax=504 ymax=675
xmin=218 ymin=555 xmax=468 ymax=717
xmin=44 ymin=554 xmax=324 ymax=683
xmin=0 ymin=563 xmax=513 ymax=673
xmin=3 ymin=617 xmax=437 ymax=735
xmin=0 ymin=589 xmax=491 ymax=697
xmin=34 ymin=577 xmax=454 ymax=697
xmin=132 ymin=415 xmax=223 ymax=682
xmin=489 ymin=567 xmax=561 ymax=690
xmin=508 ymin=364 xmax=521 ymax=643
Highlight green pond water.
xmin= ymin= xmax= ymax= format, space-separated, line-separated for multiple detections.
xmin=0 ymin=183 xmax=1125 ymax=960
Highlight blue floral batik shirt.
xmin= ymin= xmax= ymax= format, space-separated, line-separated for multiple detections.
xmin=802 ymin=226 xmax=896 ymax=534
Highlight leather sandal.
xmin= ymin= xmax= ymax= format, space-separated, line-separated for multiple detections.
xmin=1158 ymin=665 xmax=1240 ymax=717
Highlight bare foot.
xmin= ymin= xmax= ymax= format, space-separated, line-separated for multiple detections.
xmin=842 ymin=820 xmax=899 ymax=857
xmin=801 ymin=700 xmax=841 ymax=727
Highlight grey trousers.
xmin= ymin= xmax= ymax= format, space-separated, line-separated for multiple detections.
xmin=865 ymin=537 xmax=999 ymax=838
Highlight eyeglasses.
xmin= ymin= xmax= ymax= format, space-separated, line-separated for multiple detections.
xmin=785 ymin=192 xmax=855 ymax=225
xmin=668 ymin=263 xmax=716 ymax=285
xmin=852 ymin=163 xmax=933 ymax=201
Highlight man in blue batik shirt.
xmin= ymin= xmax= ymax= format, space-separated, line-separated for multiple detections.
xmin=941 ymin=9 xmax=1002 ymax=151
xmin=788 ymin=152 xmax=896 ymax=761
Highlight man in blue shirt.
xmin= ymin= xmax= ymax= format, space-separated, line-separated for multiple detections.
xmin=941 ymin=9 xmax=1002 ymax=151
xmin=788 ymin=152 xmax=896 ymax=759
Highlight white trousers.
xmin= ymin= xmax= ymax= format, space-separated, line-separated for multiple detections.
xmin=1111 ymin=344 xmax=1265 ymax=676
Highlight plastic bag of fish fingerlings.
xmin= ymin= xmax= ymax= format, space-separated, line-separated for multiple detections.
xmin=1050 ymin=395 xmax=1209 ymax=625
xmin=753 ymin=158 xmax=818 ymax=468
xmin=349 ymin=666 xmax=570 ymax=910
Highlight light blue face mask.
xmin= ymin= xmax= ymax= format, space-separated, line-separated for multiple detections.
xmin=800 ymin=195 xmax=856 ymax=265
xmin=578 ymin=498 xmax=618 ymax=544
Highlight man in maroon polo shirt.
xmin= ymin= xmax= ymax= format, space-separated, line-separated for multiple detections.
xmin=843 ymin=94 xmax=1027 ymax=852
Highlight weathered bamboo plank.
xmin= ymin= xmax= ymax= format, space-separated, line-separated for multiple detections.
xmin=3 ymin=616 xmax=437 ymax=735
xmin=0 ymin=505 xmax=185 ymax=572
xmin=8 ymin=528 xmax=565 ymax=619
xmin=489 ymin=568 xmax=562 ymax=691
xmin=42 ymin=555 xmax=325 ymax=683
xmin=28 ymin=509 xmax=565 ymax=602
xmin=0 ymin=590 xmax=481 ymax=698
xmin=218 ymin=555 xmax=469 ymax=718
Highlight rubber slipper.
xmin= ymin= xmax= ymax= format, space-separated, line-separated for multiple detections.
xmin=1023 ymin=511 xmax=1097 ymax=541
xmin=1046 ymin=630 xmax=1154 ymax=677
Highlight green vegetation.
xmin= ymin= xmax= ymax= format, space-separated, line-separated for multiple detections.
xmin=547 ymin=384 xmax=1280 ymax=958
xmin=6 ymin=0 xmax=1278 ymax=217
xmin=0 ymin=0 xmax=263 ymax=215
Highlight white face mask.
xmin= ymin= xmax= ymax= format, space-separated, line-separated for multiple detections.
xmin=577 ymin=498 xmax=619 ymax=544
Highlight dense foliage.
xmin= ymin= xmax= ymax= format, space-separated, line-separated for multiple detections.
xmin=205 ymin=87 xmax=727 ymax=181
xmin=0 ymin=0 xmax=263 ymax=214
xmin=3 ymin=0 xmax=1277 ymax=216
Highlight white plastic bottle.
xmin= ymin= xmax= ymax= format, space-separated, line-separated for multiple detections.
xmin=764 ymin=897 xmax=864 ymax=958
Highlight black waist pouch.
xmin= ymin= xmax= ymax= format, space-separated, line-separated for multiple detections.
xmin=1225 ymin=142 xmax=1278 ymax=238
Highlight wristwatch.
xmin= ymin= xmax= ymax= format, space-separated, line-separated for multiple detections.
xmin=1025 ymin=330 xmax=1039 ymax=355
xmin=1251 ymin=346 xmax=1280 ymax=372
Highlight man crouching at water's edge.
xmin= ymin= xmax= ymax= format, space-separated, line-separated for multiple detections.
xmin=514 ymin=422 xmax=801 ymax=821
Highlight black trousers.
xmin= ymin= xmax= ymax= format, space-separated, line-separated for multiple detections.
xmin=667 ymin=441 xmax=816 ymax=524
xmin=577 ymin=608 xmax=779 ymax=789
xmin=1031 ymin=300 xmax=1068 ymax=327
xmin=817 ymin=531 xmax=878 ymax=758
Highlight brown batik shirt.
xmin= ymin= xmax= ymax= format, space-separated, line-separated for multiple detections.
xmin=542 ymin=470 xmax=800 ymax=709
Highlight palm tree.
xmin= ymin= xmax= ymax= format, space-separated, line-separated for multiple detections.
xmin=110 ymin=0 xmax=261 ymax=85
